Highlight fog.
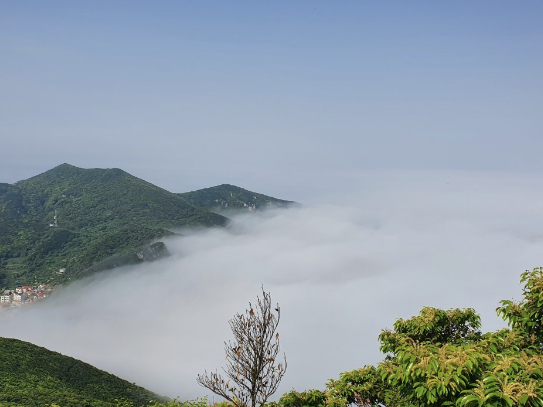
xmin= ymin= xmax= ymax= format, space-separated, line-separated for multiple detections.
xmin=1 ymin=170 xmax=543 ymax=400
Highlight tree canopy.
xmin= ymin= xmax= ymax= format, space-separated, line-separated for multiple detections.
xmin=322 ymin=267 xmax=543 ymax=407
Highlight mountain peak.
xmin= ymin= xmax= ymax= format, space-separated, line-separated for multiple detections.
xmin=1 ymin=164 xmax=228 ymax=287
xmin=178 ymin=183 xmax=296 ymax=211
xmin=19 ymin=164 xmax=133 ymax=187
xmin=1 ymin=164 xmax=295 ymax=288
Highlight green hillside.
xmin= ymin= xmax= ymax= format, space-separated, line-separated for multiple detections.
xmin=0 ymin=337 xmax=167 ymax=407
xmin=178 ymin=184 xmax=295 ymax=212
xmin=0 ymin=164 xmax=228 ymax=288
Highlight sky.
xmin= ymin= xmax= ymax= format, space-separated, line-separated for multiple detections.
xmin=1 ymin=0 xmax=543 ymax=401
xmin=1 ymin=1 xmax=543 ymax=201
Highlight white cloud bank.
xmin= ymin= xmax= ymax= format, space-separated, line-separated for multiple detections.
xmin=1 ymin=170 xmax=543 ymax=400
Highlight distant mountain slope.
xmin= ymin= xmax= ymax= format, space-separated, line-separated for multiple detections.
xmin=16 ymin=164 xmax=226 ymax=230
xmin=0 ymin=164 xmax=228 ymax=288
xmin=0 ymin=337 xmax=166 ymax=407
xmin=178 ymin=184 xmax=296 ymax=212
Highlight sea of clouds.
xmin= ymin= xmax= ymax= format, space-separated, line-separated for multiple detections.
xmin=1 ymin=170 xmax=543 ymax=400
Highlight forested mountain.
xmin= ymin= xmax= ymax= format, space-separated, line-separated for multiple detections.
xmin=0 ymin=164 xmax=229 ymax=288
xmin=0 ymin=165 xmax=294 ymax=290
xmin=0 ymin=337 xmax=167 ymax=406
xmin=178 ymin=184 xmax=295 ymax=212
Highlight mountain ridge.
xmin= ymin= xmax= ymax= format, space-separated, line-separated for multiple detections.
xmin=0 ymin=164 xmax=295 ymax=289
xmin=0 ymin=336 xmax=167 ymax=406
xmin=0 ymin=164 xmax=226 ymax=288
xmin=178 ymin=183 xmax=296 ymax=212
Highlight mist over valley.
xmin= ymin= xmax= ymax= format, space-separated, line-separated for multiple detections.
xmin=2 ymin=169 xmax=542 ymax=400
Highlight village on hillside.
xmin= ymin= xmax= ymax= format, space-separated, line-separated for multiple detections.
xmin=0 ymin=284 xmax=55 ymax=309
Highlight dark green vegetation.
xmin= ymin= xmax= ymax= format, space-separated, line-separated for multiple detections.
xmin=0 ymin=337 xmax=167 ymax=407
xmin=0 ymin=164 xmax=295 ymax=289
xmin=0 ymin=164 xmax=233 ymax=288
xmin=178 ymin=184 xmax=295 ymax=212
xmin=271 ymin=267 xmax=543 ymax=407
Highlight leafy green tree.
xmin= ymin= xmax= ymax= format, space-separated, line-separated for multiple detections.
xmin=272 ymin=389 xmax=327 ymax=407
xmin=322 ymin=267 xmax=543 ymax=407
xmin=197 ymin=289 xmax=287 ymax=407
xmin=497 ymin=266 xmax=543 ymax=345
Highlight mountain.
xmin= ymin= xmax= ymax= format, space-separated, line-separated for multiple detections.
xmin=0 ymin=337 xmax=167 ymax=406
xmin=0 ymin=165 xmax=296 ymax=290
xmin=0 ymin=164 xmax=228 ymax=288
xmin=178 ymin=184 xmax=296 ymax=212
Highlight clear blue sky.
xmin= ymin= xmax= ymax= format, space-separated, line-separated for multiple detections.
xmin=1 ymin=1 xmax=542 ymax=200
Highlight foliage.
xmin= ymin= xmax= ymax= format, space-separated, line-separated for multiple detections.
xmin=197 ymin=289 xmax=287 ymax=407
xmin=280 ymin=267 xmax=543 ymax=407
xmin=497 ymin=267 xmax=543 ymax=346
xmin=145 ymin=397 xmax=211 ymax=407
xmin=0 ymin=337 xmax=167 ymax=407
xmin=379 ymin=306 xmax=482 ymax=350
xmin=272 ymin=390 xmax=327 ymax=407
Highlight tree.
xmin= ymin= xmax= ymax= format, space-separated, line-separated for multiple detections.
xmin=197 ymin=289 xmax=287 ymax=407
xmin=323 ymin=268 xmax=543 ymax=407
xmin=497 ymin=266 xmax=543 ymax=346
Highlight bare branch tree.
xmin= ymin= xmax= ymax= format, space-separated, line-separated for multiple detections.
xmin=197 ymin=288 xmax=287 ymax=407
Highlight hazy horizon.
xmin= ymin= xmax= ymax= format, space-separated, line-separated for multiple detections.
xmin=2 ymin=1 xmax=543 ymax=203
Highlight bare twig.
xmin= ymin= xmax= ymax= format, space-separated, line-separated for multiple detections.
xmin=197 ymin=289 xmax=287 ymax=407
